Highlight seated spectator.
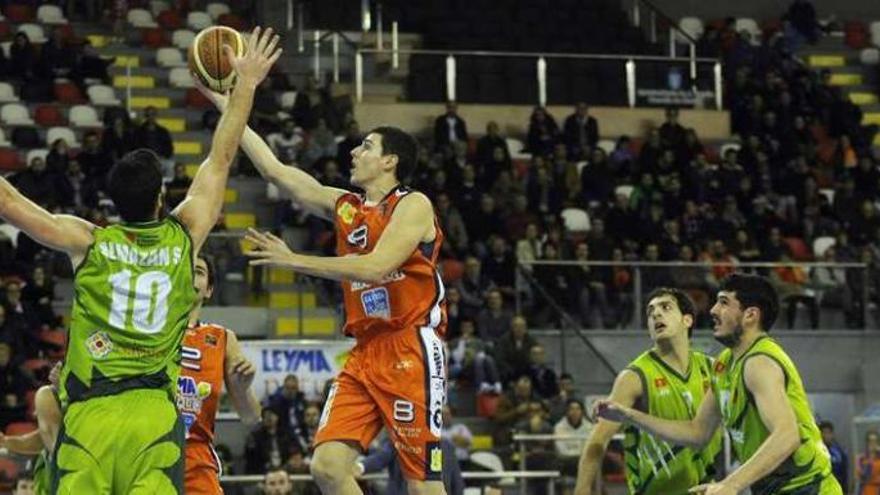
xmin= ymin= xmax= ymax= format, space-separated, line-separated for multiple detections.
xmin=266 ymin=374 xmax=307 ymax=437
xmin=261 ymin=467 xmax=293 ymax=495
xmin=562 ymin=102 xmax=598 ymax=159
xmin=445 ymin=286 xmax=465 ymax=340
xmin=811 ymin=246 xmax=857 ymax=327
xmin=455 ymin=257 xmax=494 ymax=317
xmin=526 ymin=107 xmax=560 ymax=156
xmin=9 ymin=32 xmax=36 ymax=81
xmin=554 ymin=399 xmax=592 ymax=477
xmin=0 ymin=343 xmax=28 ymax=429
xmin=267 ymin=118 xmax=305 ymax=166
xmin=703 ymin=239 xmax=739 ymax=284
xmin=467 ymin=194 xmax=504 ymax=249
xmin=730 ymin=229 xmax=762 ymax=263
xmin=435 ymin=192 xmax=468 ymax=258
xmin=55 ymin=159 xmax=98 ymax=210
xmin=572 ymin=242 xmax=612 ymax=328
xmin=515 ymin=223 xmax=542 ymax=270
xmin=482 ymin=236 xmax=517 ymax=298
xmin=548 ymin=373 xmax=581 ymax=422
xmin=135 ymin=107 xmax=174 ymax=174
xmin=78 ymin=131 xmax=114 ymax=189
xmin=476 ymin=289 xmax=512 ymax=341
xmin=284 ymin=449 xmax=319 ymax=494
xmin=102 ymin=117 xmax=135 ymax=162
xmin=21 ymin=267 xmax=57 ymax=327
xmin=527 ymin=165 xmax=562 ymax=216
xmin=441 ymin=405 xmax=474 ymax=466
xmin=245 ymin=409 xmax=294 ymax=474
xmin=165 ymin=164 xmax=193 ymax=210
xmin=357 ymin=435 xmax=464 ymax=495
xmin=434 ymin=100 xmax=468 ymax=153
xmin=38 ymin=29 xmax=75 ymax=80
xmin=46 ymin=138 xmax=71 ymax=176
xmin=75 ymin=38 xmax=113 ymax=83
xmin=495 ymin=316 xmax=538 ymax=383
xmin=771 ymin=251 xmax=819 ymax=329
xmin=527 ymin=345 xmax=559 ymax=400
xmin=475 ymin=121 xmax=510 ymax=174
xmin=291 ymin=404 xmax=321 ymax=456
xmin=492 ymin=375 xmax=537 ymax=448
xmin=4 ymin=279 xmax=40 ymax=356
xmin=316 ymin=159 xmax=348 ymax=190
xmin=301 ymin=117 xmax=337 ymax=167
xmin=11 ymin=156 xmax=58 ymax=207
xmin=449 ymin=318 xmax=502 ymax=394
xmin=12 ymin=475 xmax=34 ymax=495
xmin=659 ymin=107 xmax=686 ymax=149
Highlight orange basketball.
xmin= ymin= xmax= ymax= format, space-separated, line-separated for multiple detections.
xmin=187 ymin=26 xmax=245 ymax=92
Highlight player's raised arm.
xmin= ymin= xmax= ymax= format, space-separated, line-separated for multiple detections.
xmin=244 ymin=192 xmax=435 ymax=282
xmin=0 ymin=177 xmax=94 ymax=266
xmin=596 ymin=385 xmax=721 ymax=450
xmin=575 ymin=370 xmax=641 ymax=495
xmin=705 ymin=356 xmax=800 ymax=493
xmin=197 ymin=91 xmax=346 ymax=220
xmin=223 ymin=329 xmax=261 ymax=426
xmin=173 ymin=26 xmax=282 ymax=253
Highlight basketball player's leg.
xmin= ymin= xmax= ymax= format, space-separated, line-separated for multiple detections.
xmin=312 ymin=366 xmax=383 ymax=494
xmin=368 ymin=327 xmax=447 ymax=495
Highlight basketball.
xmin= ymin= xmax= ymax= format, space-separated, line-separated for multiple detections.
xmin=188 ymin=26 xmax=245 ymax=92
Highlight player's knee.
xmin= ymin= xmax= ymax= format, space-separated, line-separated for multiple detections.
xmin=309 ymin=453 xmax=347 ymax=484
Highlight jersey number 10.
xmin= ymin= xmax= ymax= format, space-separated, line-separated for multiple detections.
xmin=108 ymin=269 xmax=172 ymax=334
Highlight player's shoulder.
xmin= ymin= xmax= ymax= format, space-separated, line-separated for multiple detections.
xmin=186 ymin=322 xmax=229 ymax=345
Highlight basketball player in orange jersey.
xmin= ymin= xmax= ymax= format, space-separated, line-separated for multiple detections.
xmin=179 ymin=254 xmax=262 ymax=494
xmin=199 ymin=88 xmax=446 ymax=495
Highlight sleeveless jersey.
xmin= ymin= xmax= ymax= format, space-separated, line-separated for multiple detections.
xmin=713 ymin=336 xmax=836 ymax=494
xmin=60 ymin=216 xmax=197 ymax=406
xmin=624 ymin=350 xmax=721 ymax=495
xmin=179 ymin=323 xmax=227 ymax=475
xmin=334 ymin=186 xmax=446 ymax=340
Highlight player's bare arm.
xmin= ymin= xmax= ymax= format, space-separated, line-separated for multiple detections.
xmin=691 ymin=356 xmax=800 ymax=495
xmin=575 ymin=369 xmax=642 ymax=495
xmin=0 ymin=179 xmax=94 ymax=266
xmin=197 ymin=90 xmax=346 ymax=220
xmin=173 ymin=26 xmax=282 ymax=252
xmin=596 ymin=386 xmax=721 ymax=449
xmin=0 ymin=384 xmax=61 ymax=455
xmin=224 ymin=329 xmax=261 ymax=426
xmin=245 ymin=192 xmax=435 ymax=283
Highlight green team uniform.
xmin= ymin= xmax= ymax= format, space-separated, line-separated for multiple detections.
xmin=52 ymin=217 xmax=197 ymax=494
xmin=33 ymin=450 xmax=51 ymax=495
xmin=713 ymin=336 xmax=842 ymax=495
xmin=624 ymin=350 xmax=722 ymax=495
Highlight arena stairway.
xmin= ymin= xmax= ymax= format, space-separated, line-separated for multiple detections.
xmin=799 ymin=36 xmax=880 ymax=146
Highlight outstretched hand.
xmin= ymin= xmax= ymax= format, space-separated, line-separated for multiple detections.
xmin=244 ymin=228 xmax=296 ymax=267
xmin=591 ymin=399 xmax=630 ymax=423
xmin=226 ymin=26 xmax=283 ymax=87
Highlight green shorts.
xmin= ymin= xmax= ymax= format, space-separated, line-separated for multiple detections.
xmin=52 ymin=388 xmax=184 ymax=495
xmin=33 ymin=450 xmax=51 ymax=495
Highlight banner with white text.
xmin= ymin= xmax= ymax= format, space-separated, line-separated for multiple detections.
xmin=240 ymin=340 xmax=355 ymax=403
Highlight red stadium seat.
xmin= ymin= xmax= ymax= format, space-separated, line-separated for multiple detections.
xmin=5 ymin=4 xmax=34 ymax=23
xmin=34 ymin=104 xmax=65 ymax=127
xmin=22 ymin=358 xmax=51 ymax=374
xmin=185 ymin=87 xmax=212 ymax=109
xmin=4 ymin=422 xmax=37 ymax=436
xmin=0 ymin=149 xmax=21 ymax=171
xmin=54 ymin=82 xmax=86 ymax=104
xmin=218 ymin=13 xmax=247 ymax=31
xmin=784 ymin=237 xmax=812 ymax=261
xmin=158 ymin=9 xmax=183 ymax=30
xmin=24 ymin=389 xmax=36 ymax=418
xmin=0 ymin=21 xmax=10 ymax=41
xmin=142 ymin=27 xmax=168 ymax=48
xmin=0 ymin=457 xmax=20 ymax=487
xmin=39 ymin=329 xmax=67 ymax=357
xmin=55 ymin=24 xmax=76 ymax=43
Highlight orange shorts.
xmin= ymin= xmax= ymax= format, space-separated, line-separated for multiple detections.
xmin=314 ymin=326 xmax=447 ymax=481
xmin=185 ymin=441 xmax=223 ymax=494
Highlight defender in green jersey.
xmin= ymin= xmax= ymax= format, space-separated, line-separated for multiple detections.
xmin=0 ymin=379 xmax=61 ymax=495
xmin=0 ymin=27 xmax=282 ymax=494
xmin=596 ymin=274 xmax=842 ymax=495
xmin=575 ymin=288 xmax=721 ymax=495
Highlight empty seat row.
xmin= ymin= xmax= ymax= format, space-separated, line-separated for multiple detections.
xmin=128 ymin=3 xmax=232 ymax=31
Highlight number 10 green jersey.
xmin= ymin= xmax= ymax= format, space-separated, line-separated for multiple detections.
xmin=59 ymin=216 xmax=197 ymax=406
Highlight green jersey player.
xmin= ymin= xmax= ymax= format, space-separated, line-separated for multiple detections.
xmin=575 ymin=288 xmax=721 ymax=495
xmin=595 ymin=274 xmax=842 ymax=495
xmin=0 ymin=27 xmax=281 ymax=494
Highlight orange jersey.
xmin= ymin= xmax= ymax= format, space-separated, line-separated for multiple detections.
xmin=178 ymin=323 xmax=227 ymax=489
xmin=334 ymin=186 xmax=447 ymax=339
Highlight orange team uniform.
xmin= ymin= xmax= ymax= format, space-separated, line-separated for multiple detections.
xmin=178 ymin=323 xmax=228 ymax=495
xmin=314 ymin=185 xmax=448 ymax=481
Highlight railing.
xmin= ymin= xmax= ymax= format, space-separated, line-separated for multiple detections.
xmin=517 ymin=260 xmax=873 ymax=333
xmin=221 ymin=470 xmax=561 ymax=493
xmin=355 ymin=47 xmax=722 ymax=109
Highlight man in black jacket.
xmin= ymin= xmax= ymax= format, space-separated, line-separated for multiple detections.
xmin=434 ymin=101 xmax=468 ymax=152
xmin=563 ymin=102 xmax=598 ymax=159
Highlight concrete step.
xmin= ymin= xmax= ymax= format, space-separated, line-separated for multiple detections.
xmin=806 ymin=54 xmax=847 ymax=67
xmin=847 ymin=91 xmax=878 ymax=105
xmin=110 ymin=66 xmax=172 ymax=79
xmin=863 ymin=112 xmax=880 ymax=125
xmin=829 ymin=72 xmax=863 ymax=86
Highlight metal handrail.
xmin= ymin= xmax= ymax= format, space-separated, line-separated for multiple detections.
xmin=521 ymin=260 xmax=868 ymax=268
xmin=357 ymin=47 xmax=718 ymax=63
xmin=220 ymin=471 xmax=561 ymax=483
xmin=634 ymin=0 xmax=699 ymax=45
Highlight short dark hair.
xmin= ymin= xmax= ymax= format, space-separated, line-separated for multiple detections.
xmin=818 ymin=420 xmax=833 ymax=431
xmin=646 ymin=287 xmax=697 ymax=337
xmin=107 ymin=149 xmax=164 ymax=223
xmin=197 ymin=254 xmax=215 ymax=288
xmin=719 ymin=273 xmax=779 ymax=331
xmin=370 ymin=126 xmax=418 ymax=183
xmin=566 ymin=398 xmax=585 ymax=411
xmin=560 ymin=372 xmax=574 ymax=381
